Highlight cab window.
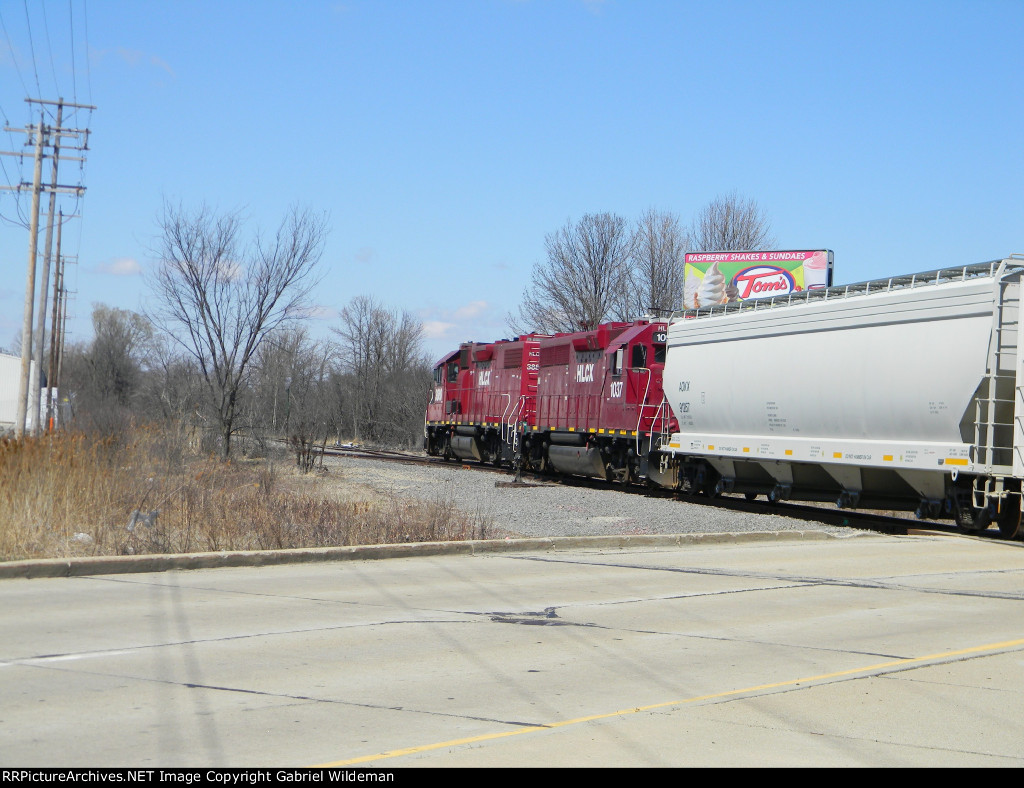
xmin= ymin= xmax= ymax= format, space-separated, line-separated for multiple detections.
xmin=631 ymin=344 xmax=647 ymax=369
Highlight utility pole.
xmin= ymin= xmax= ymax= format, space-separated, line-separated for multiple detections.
xmin=29 ymin=99 xmax=63 ymax=435
xmin=1 ymin=98 xmax=94 ymax=438
xmin=12 ymin=119 xmax=44 ymax=440
xmin=46 ymin=210 xmax=64 ymax=430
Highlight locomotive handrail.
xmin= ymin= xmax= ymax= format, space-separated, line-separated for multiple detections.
xmin=504 ymin=396 xmax=526 ymax=453
xmin=498 ymin=394 xmax=513 ymax=444
xmin=648 ymin=396 xmax=671 ymax=450
xmin=671 ymin=259 xmax=1020 ymax=322
xmin=634 ymin=367 xmax=653 ymax=455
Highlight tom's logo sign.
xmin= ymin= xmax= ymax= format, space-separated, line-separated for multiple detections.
xmin=733 ymin=265 xmax=797 ymax=299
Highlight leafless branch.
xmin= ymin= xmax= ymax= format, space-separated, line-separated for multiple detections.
xmin=146 ymin=202 xmax=327 ymax=457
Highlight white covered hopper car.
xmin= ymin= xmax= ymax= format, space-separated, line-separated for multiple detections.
xmin=656 ymin=255 xmax=1024 ymax=538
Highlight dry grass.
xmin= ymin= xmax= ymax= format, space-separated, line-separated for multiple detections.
xmin=0 ymin=427 xmax=491 ymax=562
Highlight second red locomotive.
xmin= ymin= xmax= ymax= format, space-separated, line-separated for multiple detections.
xmin=425 ymin=319 xmax=677 ymax=483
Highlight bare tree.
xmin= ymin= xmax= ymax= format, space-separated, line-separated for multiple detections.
xmin=147 ymin=203 xmax=327 ymax=458
xmin=630 ymin=208 xmax=690 ymax=316
xmin=253 ymin=328 xmax=334 ymax=471
xmin=60 ymin=304 xmax=156 ymax=433
xmin=511 ymin=213 xmax=634 ymax=334
xmin=137 ymin=333 xmax=204 ymax=441
xmin=333 ymin=295 xmax=430 ymax=446
xmin=691 ymin=191 xmax=776 ymax=252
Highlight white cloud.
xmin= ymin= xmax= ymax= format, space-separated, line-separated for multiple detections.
xmin=96 ymin=257 xmax=142 ymax=276
xmin=422 ymin=320 xmax=456 ymax=340
xmin=116 ymin=48 xmax=144 ymax=67
xmin=150 ymin=55 xmax=175 ymax=78
xmin=305 ymin=304 xmax=338 ymax=321
xmin=454 ymin=300 xmax=488 ymax=320
xmin=99 ymin=48 xmax=174 ymax=77
xmin=216 ymin=260 xmax=244 ymax=281
xmin=419 ymin=298 xmax=514 ymax=360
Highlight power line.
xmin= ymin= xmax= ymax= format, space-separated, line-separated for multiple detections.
xmin=68 ymin=0 xmax=78 ymax=105
xmin=81 ymin=0 xmax=91 ymax=105
xmin=22 ymin=0 xmax=43 ymax=104
xmin=0 ymin=100 xmax=30 ymax=228
xmin=0 ymin=6 xmax=31 ymax=97
xmin=2 ymin=97 xmax=95 ymax=437
xmin=40 ymin=0 xmax=61 ymax=99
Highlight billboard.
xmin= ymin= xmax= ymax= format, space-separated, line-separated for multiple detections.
xmin=682 ymin=250 xmax=833 ymax=310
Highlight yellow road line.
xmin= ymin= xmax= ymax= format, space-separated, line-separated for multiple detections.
xmin=315 ymin=637 xmax=1024 ymax=767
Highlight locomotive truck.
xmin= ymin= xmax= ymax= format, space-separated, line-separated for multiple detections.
xmin=426 ymin=255 xmax=1024 ymax=538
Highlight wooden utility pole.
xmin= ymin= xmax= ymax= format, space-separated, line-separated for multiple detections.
xmin=46 ymin=211 xmax=64 ymax=430
xmin=29 ymin=100 xmax=63 ymax=435
xmin=13 ymin=119 xmax=45 ymax=440
xmin=2 ymin=98 xmax=94 ymax=437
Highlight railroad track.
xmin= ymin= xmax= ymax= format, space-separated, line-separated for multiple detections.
xmin=321 ymin=445 xmax=1011 ymax=541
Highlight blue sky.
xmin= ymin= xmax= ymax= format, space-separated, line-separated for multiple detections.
xmin=1 ymin=0 xmax=1022 ymax=362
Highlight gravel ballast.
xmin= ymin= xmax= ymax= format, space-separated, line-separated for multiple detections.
xmin=327 ymin=455 xmax=865 ymax=539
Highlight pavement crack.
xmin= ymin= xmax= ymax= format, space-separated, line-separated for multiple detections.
xmin=3 ymin=618 xmax=476 ymax=665
xmin=14 ymin=659 xmax=546 ymax=730
xmin=515 ymin=555 xmax=1024 ymax=602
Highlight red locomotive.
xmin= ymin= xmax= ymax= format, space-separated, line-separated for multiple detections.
xmin=424 ymin=334 xmax=543 ymax=465
xmin=425 ymin=319 xmax=677 ymax=483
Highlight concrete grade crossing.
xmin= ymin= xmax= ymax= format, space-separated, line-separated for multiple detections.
xmin=2 ymin=532 xmax=1024 ymax=767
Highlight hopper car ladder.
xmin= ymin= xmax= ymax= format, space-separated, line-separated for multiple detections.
xmin=966 ymin=257 xmax=1024 ymax=536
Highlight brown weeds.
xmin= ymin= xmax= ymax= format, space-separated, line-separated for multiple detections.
xmin=0 ymin=428 xmax=488 ymax=561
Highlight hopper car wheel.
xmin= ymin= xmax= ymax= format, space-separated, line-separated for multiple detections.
xmin=996 ymin=489 xmax=1023 ymax=539
xmin=697 ymin=464 xmax=720 ymax=498
xmin=954 ymin=501 xmax=990 ymax=533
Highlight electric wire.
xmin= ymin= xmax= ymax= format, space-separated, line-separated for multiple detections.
xmin=0 ymin=7 xmax=26 ymax=216
xmin=68 ymin=0 xmax=78 ymax=106
xmin=22 ymin=0 xmax=43 ymax=106
xmin=0 ymin=5 xmax=31 ymax=97
xmin=40 ymin=0 xmax=61 ymax=99
xmin=0 ymin=97 xmax=30 ymax=228
xmin=81 ymin=0 xmax=91 ymax=106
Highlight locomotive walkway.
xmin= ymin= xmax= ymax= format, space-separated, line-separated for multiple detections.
xmin=2 ymin=532 xmax=1023 ymax=767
